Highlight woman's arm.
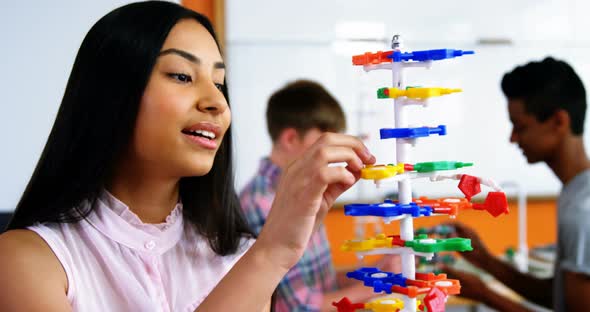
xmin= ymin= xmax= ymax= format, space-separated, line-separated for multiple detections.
xmin=0 ymin=230 xmax=71 ymax=311
xmin=197 ymin=133 xmax=375 ymax=311
xmin=196 ymin=241 xmax=286 ymax=312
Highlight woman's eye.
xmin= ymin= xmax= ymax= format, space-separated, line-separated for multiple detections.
xmin=168 ymin=73 xmax=192 ymax=83
xmin=215 ymin=83 xmax=225 ymax=91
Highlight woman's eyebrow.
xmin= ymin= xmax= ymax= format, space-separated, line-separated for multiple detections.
xmin=158 ymin=48 xmax=225 ymax=69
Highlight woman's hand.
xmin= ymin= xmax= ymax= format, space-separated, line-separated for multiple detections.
xmin=375 ymin=255 xmax=402 ymax=273
xmin=257 ymin=133 xmax=375 ymax=270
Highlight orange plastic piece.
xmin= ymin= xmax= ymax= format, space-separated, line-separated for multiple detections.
xmin=391 ymin=285 xmax=430 ymax=298
xmin=352 ymin=50 xmax=394 ymax=66
xmin=408 ymin=273 xmax=461 ymax=296
xmin=415 ymin=272 xmax=447 ymax=281
xmin=414 ymin=196 xmax=472 ymax=217
xmin=391 ymin=273 xmax=461 ymax=298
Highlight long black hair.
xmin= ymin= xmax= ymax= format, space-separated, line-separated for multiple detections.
xmin=7 ymin=1 xmax=253 ymax=256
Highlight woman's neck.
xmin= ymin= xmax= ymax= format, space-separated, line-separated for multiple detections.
xmin=107 ymin=165 xmax=180 ymax=224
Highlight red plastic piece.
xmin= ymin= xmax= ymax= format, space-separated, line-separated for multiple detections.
xmin=332 ymin=297 xmax=364 ymax=312
xmin=389 ymin=235 xmax=406 ymax=247
xmin=458 ymin=175 xmax=481 ymax=200
xmin=404 ymin=163 xmax=414 ymax=171
xmin=391 ymin=273 xmax=459 ymax=298
xmin=404 ymin=273 xmax=461 ymax=296
xmin=473 ymin=191 xmax=509 ymax=217
xmin=352 ymin=50 xmax=394 ymax=66
xmin=424 ymin=287 xmax=447 ymax=312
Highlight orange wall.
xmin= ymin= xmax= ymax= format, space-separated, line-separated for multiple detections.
xmin=325 ymin=199 xmax=557 ymax=268
xmin=182 ymin=0 xmax=214 ymax=21
xmin=182 ymin=0 xmax=225 ymax=50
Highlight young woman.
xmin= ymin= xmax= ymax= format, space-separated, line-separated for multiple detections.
xmin=0 ymin=1 xmax=375 ymax=311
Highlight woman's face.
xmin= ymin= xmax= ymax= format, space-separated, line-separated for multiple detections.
xmin=130 ymin=19 xmax=230 ymax=178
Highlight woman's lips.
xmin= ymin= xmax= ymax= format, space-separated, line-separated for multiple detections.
xmin=182 ymin=132 xmax=218 ymax=150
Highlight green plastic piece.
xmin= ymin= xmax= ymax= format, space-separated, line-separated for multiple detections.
xmin=505 ymin=247 xmax=515 ymax=261
xmin=405 ymin=234 xmax=473 ymax=253
xmin=415 ymin=227 xmax=429 ymax=235
xmin=412 ymin=161 xmax=473 ymax=173
xmin=377 ymin=88 xmax=388 ymax=99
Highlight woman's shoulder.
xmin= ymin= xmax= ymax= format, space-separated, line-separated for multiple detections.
xmin=0 ymin=229 xmax=66 ymax=276
xmin=0 ymin=229 xmax=57 ymax=261
xmin=0 ymin=229 xmax=68 ymax=306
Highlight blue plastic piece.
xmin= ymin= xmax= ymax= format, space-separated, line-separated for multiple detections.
xmin=344 ymin=200 xmax=433 ymax=218
xmin=388 ymin=49 xmax=475 ymax=63
xmin=380 ymin=125 xmax=446 ymax=139
xmin=346 ymin=267 xmax=407 ymax=294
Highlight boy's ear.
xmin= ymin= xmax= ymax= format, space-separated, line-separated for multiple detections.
xmin=552 ymin=109 xmax=571 ymax=135
xmin=277 ymin=128 xmax=301 ymax=152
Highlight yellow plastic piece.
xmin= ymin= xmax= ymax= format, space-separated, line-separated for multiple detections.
xmin=361 ymin=298 xmax=423 ymax=312
xmin=361 ymin=164 xmax=404 ymax=180
xmin=365 ymin=297 xmax=405 ymax=312
xmin=341 ymin=234 xmax=393 ymax=252
xmin=386 ymin=87 xmax=461 ymax=99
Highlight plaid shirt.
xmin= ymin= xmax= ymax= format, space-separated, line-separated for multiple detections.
xmin=239 ymin=158 xmax=338 ymax=312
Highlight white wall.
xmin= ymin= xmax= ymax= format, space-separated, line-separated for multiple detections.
xmin=0 ymin=1 xmax=179 ymax=211
xmin=2 ymin=0 xmax=589 ymax=211
xmin=226 ymin=0 xmax=590 ymax=202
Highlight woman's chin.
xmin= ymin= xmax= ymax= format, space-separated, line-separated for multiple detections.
xmin=184 ymin=164 xmax=214 ymax=177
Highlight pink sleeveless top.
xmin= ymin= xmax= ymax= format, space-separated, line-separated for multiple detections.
xmin=28 ymin=191 xmax=254 ymax=312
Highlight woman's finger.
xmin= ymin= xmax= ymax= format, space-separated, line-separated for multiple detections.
xmin=313 ymin=165 xmax=357 ymax=189
xmin=308 ymin=146 xmax=365 ymax=172
xmin=310 ymin=133 xmax=376 ymax=165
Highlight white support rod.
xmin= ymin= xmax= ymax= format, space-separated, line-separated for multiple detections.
xmin=500 ymin=181 xmax=528 ymax=272
xmin=363 ymin=60 xmax=431 ymax=73
xmin=392 ymin=60 xmax=416 ymax=312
